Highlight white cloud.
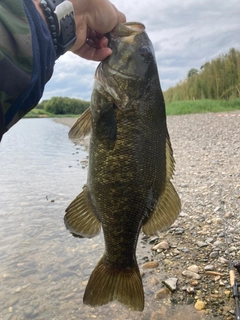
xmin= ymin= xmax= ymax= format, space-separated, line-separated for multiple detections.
xmin=41 ymin=0 xmax=240 ymax=101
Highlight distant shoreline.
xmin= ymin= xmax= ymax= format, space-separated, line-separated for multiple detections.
xmin=53 ymin=118 xmax=77 ymax=128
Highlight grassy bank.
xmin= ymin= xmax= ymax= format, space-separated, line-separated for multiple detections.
xmin=25 ymin=99 xmax=240 ymax=118
xmin=25 ymin=109 xmax=79 ymax=118
xmin=166 ymin=98 xmax=240 ymax=115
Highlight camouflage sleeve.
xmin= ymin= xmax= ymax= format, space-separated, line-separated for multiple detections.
xmin=0 ymin=0 xmax=56 ymax=139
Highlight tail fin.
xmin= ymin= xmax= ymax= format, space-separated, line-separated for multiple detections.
xmin=83 ymin=255 xmax=144 ymax=311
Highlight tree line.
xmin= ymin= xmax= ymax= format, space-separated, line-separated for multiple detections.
xmin=37 ymin=97 xmax=90 ymax=114
xmin=164 ymin=48 xmax=240 ymax=104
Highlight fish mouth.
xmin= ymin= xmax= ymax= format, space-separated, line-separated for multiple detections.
xmin=110 ymin=22 xmax=145 ymax=44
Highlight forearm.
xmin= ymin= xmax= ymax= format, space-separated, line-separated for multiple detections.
xmin=0 ymin=0 xmax=55 ymax=137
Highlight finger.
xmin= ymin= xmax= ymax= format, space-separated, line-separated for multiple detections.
xmin=76 ymin=44 xmax=112 ymax=61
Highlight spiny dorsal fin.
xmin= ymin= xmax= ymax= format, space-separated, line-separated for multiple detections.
xmin=83 ymin=254 xmax=144 ymax=311
xmin=64 ymin=185 xmax=101 ymax=238
xmin=68 ymin=108 xmax=92 ymax=141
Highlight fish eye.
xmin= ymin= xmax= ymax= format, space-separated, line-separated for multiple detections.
xmin=139 ymin=46 xmax=150 ymax=56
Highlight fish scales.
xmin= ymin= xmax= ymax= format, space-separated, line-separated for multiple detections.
xmin=65 ymin=22 xmax=181 ymax=311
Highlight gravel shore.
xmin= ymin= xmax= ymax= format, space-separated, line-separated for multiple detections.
xmin=55 ymin=111 xmax=240 ymax=319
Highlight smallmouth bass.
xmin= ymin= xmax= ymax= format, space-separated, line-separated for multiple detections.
xmin=65 ymin=22 xmax=181 ymax=311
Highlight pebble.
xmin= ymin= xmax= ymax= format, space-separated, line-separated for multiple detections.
xmin=186 ymin=286 xmax=195 ymax=294
xmin=212 ymin=217 xmax=222 ymax=225
xmin=155 ymin=288 xmax=170 ymax=300
xmin=219 ymin=257 xmax=229 ymax=265
xmin=162 ymin=277 xmax=178 ymax=292
xmin=204 ymin=265 xmax=214 ymax=271
xmin=196 ymin=241 xmax=208 ymax=248
xmin=182 ymin=270 xmax=201 ymax=280
xmin=152 ymin=241 xmax=169 ymax=251
xmin=209 ymin=251 xmax=219 ymax=258
xmin=175 ymin=228 xmax=185 ymax=235
xmin=213 ymin=240 xmax=223 ymax=247
xmin=187 ymin=265 xmax=199 ymax=273
xmin=191 ymin=280 xmax=198 ymax=286
xmin=148 ymin=236 xmax=159 ymax=244
xmin=194 ymin=300 xmax=205 ymax=311
xmin=142 ymin=261 xmax=159 ymax=269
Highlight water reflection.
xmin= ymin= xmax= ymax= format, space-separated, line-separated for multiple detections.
xmin=0 ymin=119 xmax=206 ymax=319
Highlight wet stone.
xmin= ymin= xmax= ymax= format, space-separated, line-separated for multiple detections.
xmin=195 ymin=300 xmax=206 ymax=311
xmin=162 ymin=277 xmax=178 ymax=292
xmin=155 ymin=288 xmax=170 ymax=300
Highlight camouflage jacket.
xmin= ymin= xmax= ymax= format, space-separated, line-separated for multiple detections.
xmin=0 ymin=0 xmax=56 ymax=140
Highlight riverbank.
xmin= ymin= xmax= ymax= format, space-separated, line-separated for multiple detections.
xmin=55 ymin=112 xmax=240 ymax=319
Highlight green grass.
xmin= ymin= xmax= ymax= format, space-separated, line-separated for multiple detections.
xmin=25 ymin=99 xmax=240 ymax=118
xmin=166 ymin=98 xmax=240 ymax=116
xmin=24 ymin=109 xmax=79 ymax=118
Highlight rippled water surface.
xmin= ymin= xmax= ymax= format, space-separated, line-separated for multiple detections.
xmin=0 ymin=119 xmax=203 ymax=320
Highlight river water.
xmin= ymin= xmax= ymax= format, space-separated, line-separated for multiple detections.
xmin=0 ymin=119 xmax=203 ymax=320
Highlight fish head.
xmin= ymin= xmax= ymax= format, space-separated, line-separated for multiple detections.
xmin=95 ymin=22 xmax=157 ymax=108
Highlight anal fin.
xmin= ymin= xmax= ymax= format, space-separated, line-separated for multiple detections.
xmin=64 ymin=185 xmax=101 ymax=238
xmin=142 ymin=181 xmax=181 ymax=236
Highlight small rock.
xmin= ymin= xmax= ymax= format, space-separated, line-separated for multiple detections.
xmin=142 ymin=261 xmax=159 ymax=269
xmin=149 ymin=236 xmax=159 ymax=244
xmin=191 ymin=280 xmax=198 ymax=287
xmin=204 ymin=265 xmax=214 ymax=271
xmin=194 ymin=300 xmax=205 ymax=311
xmin=155 ymin=288 xmax=170 ymax=300
xmin=186 ymin=286 xmax=195 ymax=294
xmin=151 ymin=277 xmax=160 ymax=286
xmin=219 ymin=257 xmax=229 ymax=265
xmin=187 ymin=265 xmax=199 ymax=273
xmin=175 ymin=228 xmax=185 ymax=235
xmin=212 ymin=218 xmax=222 ymax=224
xmin=225 ymin=290 xmax=231 ymax=297
xmin=179 ymin=212 xmax=189 ymax=217
xmin=224 ymin=212 xmax=233 ymax=218
xmin=182 ymin=270 xmax=201 ymax=280
xmin=196 ymin=241 xmax=208 ymax=248
xmin=162 ymin=278 xmax=178 ymax=292
xmin=152 ymin=241 xmax=169 ymax=251
xmin=213 ymin=240 xmax=223 ymax=247
xmin=210 ymin=251 xmax=219 ymax=259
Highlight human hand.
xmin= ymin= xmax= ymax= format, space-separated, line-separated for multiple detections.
xmin=69 ymin=0 xmax=126 ymax=61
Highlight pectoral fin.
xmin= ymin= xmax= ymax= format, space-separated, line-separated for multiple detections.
xmin=142 ymin=180 xmax=181 ymax=235
xmin=64 ymin=185 xmax=101 ymax=238
xmin=68 ymin=108 xmax=92 ymax=141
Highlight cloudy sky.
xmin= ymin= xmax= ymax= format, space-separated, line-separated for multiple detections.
xmin=42 ymin=0 xmax=240 ymax=102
